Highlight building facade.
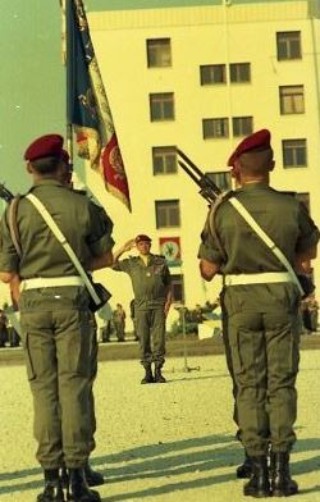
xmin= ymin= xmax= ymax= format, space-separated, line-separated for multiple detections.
xmin=82 ymin=0 xmax=320 ymax=329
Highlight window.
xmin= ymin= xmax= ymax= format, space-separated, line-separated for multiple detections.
xmin=232 ymin=116 xmax=253 ymax=137
xmin=206 ymin=171 xmax=232 ymax=192
xmin=279 ymin=85 xmax=304 ymax=114
xmin=146 ymin=38 xmax=171 ymax=67
xmin=155 ymin=200 xmax=180 ymax=228
xmin=152 ymin=147 xmax=177 ymax=175
xmin=170 ymin=274 xmax=185 ymax=303
xmin=150 ymin=93 xmax=174 ymax=121
xmin=200 ymin=64 xmax=226 ymax=85
xmin=230 ymin=63 xmax=251 ymax=83
xmin=282 ymin=139 xmax=307 ymax=167
xmin=276 ymin=32 xmax=301 ymax=60
xmin=202 ymin=118 xmax=229 ymax=139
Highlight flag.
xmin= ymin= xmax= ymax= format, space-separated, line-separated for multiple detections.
xmin=66 ymin=0 xmax=131 ymax=211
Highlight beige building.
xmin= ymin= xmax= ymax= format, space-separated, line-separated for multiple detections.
xmin=1 ymin=0 xmax=320 ymax=332
xmin=82 ymin=0 xmax=320 ymax=328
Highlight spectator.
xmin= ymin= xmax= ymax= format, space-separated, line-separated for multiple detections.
xmin=0 ymin=309 xmax=8 ymax=347
xmin=112 ymin=303 xmax=126 ymax=342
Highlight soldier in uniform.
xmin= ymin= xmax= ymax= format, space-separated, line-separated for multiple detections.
xmin=0 ymin=134 xmax=115 ymax=502
xmin=59 ymin=150 xmax=105 ymax=489
xmin=112 ymin=303 xmax=126 ymax=342
xmin=113 ymin=234 xmax=172 ymax=383
xmin=198 ymin=129 xmax=319 ymax=498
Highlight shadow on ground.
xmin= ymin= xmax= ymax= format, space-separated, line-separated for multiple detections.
xmin=1 ymin=435 xmax=320 ymax=500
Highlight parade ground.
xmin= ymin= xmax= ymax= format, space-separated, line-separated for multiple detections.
xmin=0 ymin=348 xmax=319 ymax=501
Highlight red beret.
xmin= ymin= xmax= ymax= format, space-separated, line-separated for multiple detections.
xmin=24 ymin=134 xmax=64 ymax=162
xmin=135 ymin=234 xmax=152 ymax=244
xmin=227 ymin=129 xmax=271 ymax=167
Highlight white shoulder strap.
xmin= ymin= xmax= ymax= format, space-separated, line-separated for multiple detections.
xmin=26 ymin=193 xmax=101 ymax=305
xmin=229 ymin=196 xmax=303 ymax=295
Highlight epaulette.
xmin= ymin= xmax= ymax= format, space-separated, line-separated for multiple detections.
xmin=282 ymin=191 xmax=297 ymax=197
xmin=72 ymin=188 xmax=87 ymax=196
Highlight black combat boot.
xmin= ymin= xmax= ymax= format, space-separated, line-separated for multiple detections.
xmin=154 ymin=365 xmax=166 ymax=383
xmin=243 ymin=455 xmax=271 ymax=498
xmin=68 ymin=468 xmax=101 ymax=502
xmin=141 ymin=365 xmax=154 ymax=384
xmin=236 ymin=450 xmax=253 ymax=479
xmin=270 ymin=451 xmax=298 ymax=497
xmin=84 ymin=461 xmax=105 ymax=487
xmin=60 ymin=465 xmax=70 ymax=500
xmin=37 ymin=469 xmax=65 ymax=502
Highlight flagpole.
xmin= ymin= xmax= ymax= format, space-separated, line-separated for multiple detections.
xmin=63 ymin=0 xmax=74 ymax=165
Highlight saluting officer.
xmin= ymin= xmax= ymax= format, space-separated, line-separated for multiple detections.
xmin=113 ymin=234 xmax=172 ymax=384
xmin=0 ymin=134 xmax=115 ymax=502
xmin=198 ymin=129 xmax=320 ymax=498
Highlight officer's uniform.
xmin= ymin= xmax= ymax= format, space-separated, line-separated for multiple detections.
xmin=198 ymin=129 xmax=320 ymax=497
xmin=0 ymin=136 xmax=114 ymax=475
xmin=113 ymin=250 xmax=171 ymax=369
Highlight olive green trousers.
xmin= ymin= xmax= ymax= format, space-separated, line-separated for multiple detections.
xmin=135 ymin=308 xmax=166 ymax=367
xmin=223 ymin=285 xmax=300 ymax=456
xmin=19 ymin=287 xmax=93 ymax=469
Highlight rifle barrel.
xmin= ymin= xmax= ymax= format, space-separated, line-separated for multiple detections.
xmin=176 ymin=148 xmax=204 ymax=178
xmin=177 ymin=160 xmax=202 ymax=187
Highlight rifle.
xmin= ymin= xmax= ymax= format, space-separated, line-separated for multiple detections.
xmin=0 ymin=183 xmax=22 ymax=335
xmin=176 ymin=148 xmax=223 ymax=205
xmin=0 ymin=183 xmax=14 ymax=203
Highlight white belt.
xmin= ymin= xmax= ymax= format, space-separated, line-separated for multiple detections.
xmin=21 ymin=276 xmax=84 ymax=290
xmin=224 ymin=272 xmax=293 ymax=286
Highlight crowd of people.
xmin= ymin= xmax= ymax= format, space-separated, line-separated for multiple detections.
xmin=0 ymin=308 xmax=20 ymax=347
xmin=0 ymin=129 xmax=319 ymax=502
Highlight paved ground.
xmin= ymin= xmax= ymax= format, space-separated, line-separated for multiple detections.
xmin=0 ymin=349 xmax=320 ymax=501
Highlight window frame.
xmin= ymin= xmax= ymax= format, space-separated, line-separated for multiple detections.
xmin=152 ymin=146 xmax=177 ymax=175
xmin=232 ymin=116 xmax=253 ymax=137
xmin=200 ymin=64 xmax=226 ymax=85
xmin=149 ymin=93 xmax=175 ymax=122
xmin=276 ymin=31 xmax=302 ymax=61
xmin=229 ymin=62 xmax=251 ymax=83
xmin=279 ymin=85 xmax=305 ymax=115
xmin=170 ymin=274 xmax=185 ymax=303
xmin=146 ymin=38 xmax=172 ymax=68
xmin=206 ymin=171 xmax=232 ymax=192
xmin=282 ymin=139 xmax=307 ymax=168
xmin=155 ymin=199 xmax=181 ymax=229
xmin=202 ymin=118 xmax=229 ymax=139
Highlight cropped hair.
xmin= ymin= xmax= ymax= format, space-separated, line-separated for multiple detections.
xmin=239 ymin=148 xmax=274 ymax=175
xmin=30 ymin=156 xmax=61 ymax=174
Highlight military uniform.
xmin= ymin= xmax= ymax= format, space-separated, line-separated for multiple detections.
xmin=0 ymin=134 xmax=114 ymax=502
xmin=113 ymin=237 xmax=171 ymax=381
xmin=198 ymin=129 xmax=320 ymax=497
xmin=112 ymin=304 xmax=126 ymax=342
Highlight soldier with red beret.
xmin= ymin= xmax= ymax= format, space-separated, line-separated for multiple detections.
xmin=113 ymin=234 xmax=172 ymax=383
xmin=198 ymin=129 xmax=320 ymax=498
xmin=0 ymin=133 xmax=115 ymax=502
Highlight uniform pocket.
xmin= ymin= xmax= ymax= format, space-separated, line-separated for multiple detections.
xmin=22 ymin=332 xmax=36 ymax=381
xmin=229 ymin=327 xmax=243 ymax=375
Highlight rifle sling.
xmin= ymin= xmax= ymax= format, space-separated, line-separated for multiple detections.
xmin=8 ymin=196 xmax=22 ymax=258
xmin=209 ymin=192 xmax=303 ymax=295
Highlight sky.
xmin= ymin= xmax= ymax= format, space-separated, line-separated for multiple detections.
xmin=0 ymin=1 xmax=66 ymax=193
xmin=0 ymin=0 xmax=118 ymax=194
xmin=0 ymin=0 xmax=219 ymax=196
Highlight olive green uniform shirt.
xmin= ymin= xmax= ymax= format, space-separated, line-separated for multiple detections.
xmin=113 ymin=254 xmax=171 ymax=310
xmin=199 ymin=183 xmax=320 ymax=274
xmin=0 ymin=179 xmax=114 ymax=277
